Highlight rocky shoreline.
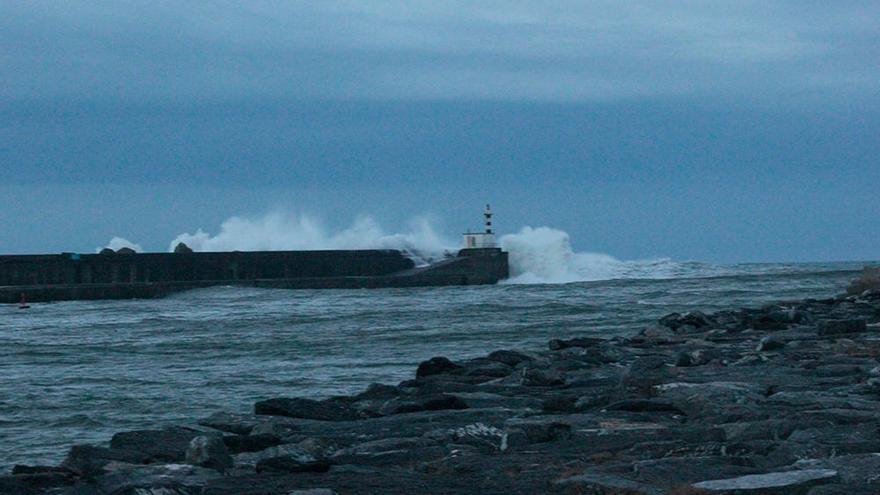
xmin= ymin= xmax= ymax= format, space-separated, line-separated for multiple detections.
xmin=4 ymin=280 xmax=880 ymax=494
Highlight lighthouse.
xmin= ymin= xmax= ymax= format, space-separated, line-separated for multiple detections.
xmin=463 ymin=204 xmax=497 ymax=249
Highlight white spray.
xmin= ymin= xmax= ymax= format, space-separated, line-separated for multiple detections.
xmin=106 ymin=212 xmax=693 ymax=283
xmin=168 ymin=212 xmax=456 ymax=266
xmin=97 ymin=237 xmax=143 ymax=253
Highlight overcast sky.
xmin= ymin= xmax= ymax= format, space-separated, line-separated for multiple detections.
xmin=1 ymin=1 xmax=878 ymax=261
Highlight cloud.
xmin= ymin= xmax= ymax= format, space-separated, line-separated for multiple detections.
xmin=1 ymin=1 xmax=878 ymax=102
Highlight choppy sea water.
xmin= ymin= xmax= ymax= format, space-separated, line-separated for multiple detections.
xmin=0 ymin=261 xmax=869 ymax=470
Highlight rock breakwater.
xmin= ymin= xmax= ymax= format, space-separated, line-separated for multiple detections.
xmin=4 ymin=287 xmax=880 ymax=494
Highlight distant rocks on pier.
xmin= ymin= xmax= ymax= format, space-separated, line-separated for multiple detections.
xmin=5 ymin=276 xmax=880 ymax=494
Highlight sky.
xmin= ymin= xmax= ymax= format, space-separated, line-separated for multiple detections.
xmin=1 ymin=1 xmax=878 ymax=262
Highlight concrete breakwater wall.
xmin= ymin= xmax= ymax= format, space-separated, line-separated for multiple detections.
xmin=0 ymin=248 xmax=509 ymax=303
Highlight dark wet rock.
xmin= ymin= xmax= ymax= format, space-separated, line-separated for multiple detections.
xmin=460 ymin=359 xmax=513 ymax=378
xmin=221 ymin=433 xmax=283 ymax=454
xmin=255 ymin=455 xmax=331 ymax=473
xmin=846 ymin=267 xmax=880 ymax=295
xmin=504 ymin=419 xmax=571 ymax=443
xmin=198 ymin=412 xmax=261 ymax=435
xmin=254 ymin=397 xmax=360 ymax=421
xmin=542 ymin=395 xmax=577 ymax=413
xmin=659 ymin=311 xmax=714 ymax=331
xmin=387 ymin=394 xmax=468 ymax=414
xmin=423 ymin=423 xmax=507 ymax=452
xmin=603 ymin=398 xmax=682 ymax=413
xmin=675 ymin=348 xmax=718 ymax=367
xmin=185 ymin=435 xmax=233 ymax=472
xmin=98 ymin=248 xmax=115 ymax=255
xmin=554 ymin=471 xmax=665 ymax=494
xmin=415 ymin=356 xmax=463 ymax=378
xmin=757 ymin=335 xmax=786 ymax=351
xmin=632 ymin=325 xmax=681 ymax=346
xmin=517 ymin=366 xmax=564 ymax=386
xmin=632 ymin=456 xmax=761 ymax=488
xmin=0 ymin=472 xmax=75 ymax=494
xmin=655 ymin=382 xmax=766 ymax=422
xmin=692 ymin=468 xmax=838 ymax=493
xmin=817 ymin=319 xmax=868 ymax=336
xmin=548 ymin=337 xmax=604 ymax=350
xmin=232 ymin=441 xmax=329 ymax=470
xmin=89 ymin=462 xmax=222 ymax=495
xmin=60 ymin=445 xmax=152 ymax=478
xmin=109 ymin=427 xmax=202 ymax=462
xmin=486 ymin=349 xmax=533 ymax=366
xmin=620 ymin=356 xmax=674 ymax=395
xmin=331 ymin=437 xmax=448 ymax=466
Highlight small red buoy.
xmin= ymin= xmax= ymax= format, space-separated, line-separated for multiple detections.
xmin=18 ymin=293 xmax=30 ymax=310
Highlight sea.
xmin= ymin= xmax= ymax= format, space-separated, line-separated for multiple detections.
xmin=0 ymin=257 xmax=869 ymax=471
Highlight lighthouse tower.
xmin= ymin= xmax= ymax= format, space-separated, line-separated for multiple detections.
xmin=463 ymin=204 xmax=497 ymax=249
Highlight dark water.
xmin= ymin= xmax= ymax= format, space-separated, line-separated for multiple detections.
xmin=0 ymin=262 xmax=867 ymax=470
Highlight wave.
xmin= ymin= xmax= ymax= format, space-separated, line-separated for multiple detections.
xmin=168 ymin=212 xmax=456 ymax=266
xmin=109 ymin=211 xmax=848 ymax=284
xmin=499 ymin=226 xmax=712 ymax=284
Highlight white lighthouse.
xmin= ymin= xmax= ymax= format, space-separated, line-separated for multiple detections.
xmin=463 ymin=204 xmax=497 ymax=249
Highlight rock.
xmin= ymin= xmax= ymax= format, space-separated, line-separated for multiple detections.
xmin=655 ymin=382 xmax=766 ymax=422
xmin=675 ymin=348 xmax=716 ymax=367
xmin=0 ymin=472 xmax=75 ymax=494
xmin=620 ymin=356 xmax=674 ymax=395
xmin=554 ymin=472 xmax=665 ymax=495
xmin=255 ymin=455 xmax=331 ymax=473
xmin=184 ymin=435 xmax=232 ymax=472
xmin=503 ymin=419 xmax=571 ymax=443
xmin=116 ymin=246 xmax=136 ymax=254
xmin=660 ymin=311 xmax=714 ymax=331
xmin=174 ymin=242 xmax=194 ymax=254
xmin=818 ymin=319 xmax=868 ymax=336
xmin=461 ymin=360 xmax=513 ymax=378
xmin=389 ymin=394 xmax=468 ymax=414
xmin=198 ymin=412 xmax=261 ymax=435
xmin=233 ymin=441 xmax=329 ymax=470
xmin=692 ymin=469 xmax=838 ymax=493
xmin=518 ymin=367 xmax=564 ymax=386
xmin=415 ymin=356 xmax=463 ymax=378
xmin=542 ymin=396 xmax=577 ymax=413
xmin=99 ymin=248 xmax=115 ymax=255
xmin=486 ymin=349 xmax=533 ymax=366
xmin=222 ymin=433 xmax=283 ymax=454
xmin=846 ymin=267 xmax=880 ymax=295
xmin=548 ymin=337 xmax=604 ymax=350
xmin=89 ymin=462 xmax=221 ymax=494
xmin=60 ymin=444 xmax=152 ymax=478
xmin=758 ymin=335 xmax=786 ymax=351
xmin=603 ymin=398 xmax=682 ymax=413
xmin=254 ymin=397 xmax=360 ymax=421
xmin=109 ymin=427 xmax=202 ymax=462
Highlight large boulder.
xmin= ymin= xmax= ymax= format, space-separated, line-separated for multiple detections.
xmin=416 ymin=357 xmax=463 ymax=378
xmin=109 ymin=427 xmax=202 ymax=462
xmin=60 ymin=445 xmax=152 ymax=478
xmin=254 ymin=397 xmax=360 ymax=421
xmin=692 ymin=469 xmax=838 ymax=493
xmin=846 ymin=267 xmax=880 ymax=295
xmin=817 ymin=319 xmax=867 ymax=336
xmin=184 ymin=435 xmax=232 ymax=472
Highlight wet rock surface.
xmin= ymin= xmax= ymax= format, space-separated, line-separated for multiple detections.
xmin=5 ymin=289 xmax=880 ymax=494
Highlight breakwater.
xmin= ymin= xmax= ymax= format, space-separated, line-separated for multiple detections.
xmin=0 ymin=248 xmax=509 ymax=303
xmin=3 ymin=278 xmax=880 ymax=494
